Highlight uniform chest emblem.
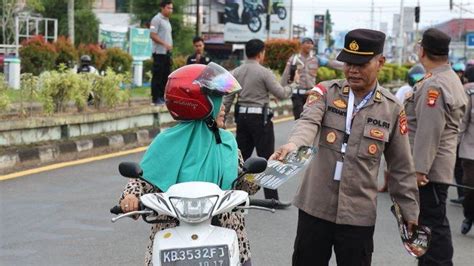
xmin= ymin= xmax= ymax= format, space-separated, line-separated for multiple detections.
xmin=369 ymin=128 xmax=385 ymax=140
xmin=333 ymin=99 xmax=347 ymax=109
xmin=399 ymin=110 xmax=408 ymax=135
xmin=368 ymin=144 xmax=378 ymax=155
xmin=427 ymin=89 xmax=440 ymax=107
xmin=326 ymin=131 xmax=337 ymax=144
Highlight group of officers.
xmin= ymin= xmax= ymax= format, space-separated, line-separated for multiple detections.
xmin=184 ymin=27 xmax=472 ymax=265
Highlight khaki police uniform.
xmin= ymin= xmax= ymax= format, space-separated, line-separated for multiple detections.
xmin=281 ymin=53 xmax=319 ymax=119
xmin=460 ymin=82 xmax=474 ymax=223
xmin=186 ymin=53 xmax=211 ymax=65
xmin=405 ymin=64 xmax=467 ymax=266
xmin=223 ymin=59 xmax=292 ymax=200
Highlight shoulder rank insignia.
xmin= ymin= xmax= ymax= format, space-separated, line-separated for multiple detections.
xmin=374 ymin=90 xmax=382 ymax=101
xmin=333 ymin=99 xmax=347 ymax=109
xmin=427 ymin=89 xmax=440 ymax=107
xmin=399 ymin=110 xmax=408 ymax=135
xmin=342 ymin=86 xmax=350 ymax=95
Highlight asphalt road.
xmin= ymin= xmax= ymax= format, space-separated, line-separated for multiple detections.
xmin=1 ymin=120 xmax=473 ymax=265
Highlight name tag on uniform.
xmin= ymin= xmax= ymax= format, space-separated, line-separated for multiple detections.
xmin=334 ymin=161 xmax=343 ymax=181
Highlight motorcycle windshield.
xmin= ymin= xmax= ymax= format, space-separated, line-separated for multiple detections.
xmin=193 ymin=62 xmax=242 ymax=96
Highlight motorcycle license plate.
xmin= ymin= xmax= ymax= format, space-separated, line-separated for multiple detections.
xmin=160 ymin=245 xmax=230 ymax=266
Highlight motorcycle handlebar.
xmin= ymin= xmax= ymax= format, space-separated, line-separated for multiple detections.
xmin=110 ymin=205 xmax=123 ymax=215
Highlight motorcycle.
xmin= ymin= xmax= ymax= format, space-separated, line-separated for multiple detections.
xmin=224 ymin=0 xmax=263 ymax=33
xmin=110 ymin=157 xmax=273 ymax=266
xmin=254 ymin=0 xmax=287 ymax=20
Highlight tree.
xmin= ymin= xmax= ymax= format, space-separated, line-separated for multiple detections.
xmin=1 ymin=0 xmax=43 ymax=45
xmin=33 ymin=0 xmax=99 ymax=45
xmin=324 ymin=9 xmax=335 ymax=49
xmin=130 ymin=0 xmax=194 ymax=56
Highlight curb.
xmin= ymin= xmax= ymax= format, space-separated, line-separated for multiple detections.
xmin=0 ymin=127 xmax=160 ymax=175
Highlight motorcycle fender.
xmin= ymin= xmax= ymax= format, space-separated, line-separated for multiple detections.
xmin=152 ymin=226 xmax=239 ymax=265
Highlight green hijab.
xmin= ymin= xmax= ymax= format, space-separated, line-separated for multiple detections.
xmin=140 ymin=96 xmax=238 ymax=192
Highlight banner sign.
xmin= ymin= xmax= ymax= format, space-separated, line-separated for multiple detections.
xmin=130 ymin=28 xmax=152 ymax=60
xmin=223 ymin=0 xmax=291 ymax=42
xmin=99 ymin=26 xmax=128 ymax=50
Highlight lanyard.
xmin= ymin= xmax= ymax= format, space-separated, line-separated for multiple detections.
xmin=340 ymin=89 xmax=375 ymax=155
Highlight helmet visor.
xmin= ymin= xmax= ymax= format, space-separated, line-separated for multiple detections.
xmin=411 ymin=73 xmax=424 ymax=83
xmin=194 ymin=62 xmax=242 ymax=96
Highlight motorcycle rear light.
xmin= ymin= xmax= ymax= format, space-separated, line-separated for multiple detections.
xmin=170 ymin=196 xmax=218 ymax=223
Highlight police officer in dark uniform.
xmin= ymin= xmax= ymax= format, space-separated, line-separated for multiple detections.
xmin=223 ymin=39 xmax=293 ymax=207
xmin=186 ymin=36 xmax=211 ymax=65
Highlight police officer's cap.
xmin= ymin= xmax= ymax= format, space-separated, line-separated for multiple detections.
xmin=336 ymin=29 xmax=385 ymax=65
xmin=301 ymin=37 xmax=314 ymax=44
xmin=420 ymin=28 xmax=450 ymax=56
xmin=81 ymin=55 xmax=92 ymax=63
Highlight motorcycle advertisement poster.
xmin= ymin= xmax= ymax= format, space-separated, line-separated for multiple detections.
xmin=223 ymin=0 xmax=291 ymax=42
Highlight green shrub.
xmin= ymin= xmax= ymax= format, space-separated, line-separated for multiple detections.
xmin=102 ymin=47 xmax=133 ymax=73
xmin=54 ymin=36 xmax=78 ymax=68
xmin=77 ymin=43 xmax=107 ymax=70
xmin=143 ymin=58 xmax=153 ymax=82
xmin=91 ymin=68 xmax=130 ymax=109
xmin=172 ymin=55 xmax=187 ymax=71
xmin=18 ymin=73 xmax=40 ymax=116
xmin=264 ymin=39 xmax=300 ymax=74
xmin=19 ymin=35 xmax=58 ymax=75
xmin=0 ymin=74 xmax=10 ymax=112
xmin=317 ymin=67 xmax=337 ymax=83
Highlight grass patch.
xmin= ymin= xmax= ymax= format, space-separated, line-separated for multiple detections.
xmin=6 ymin=89 xmax=22 ymax=102
xmin=129 ymin=86 xmax=151 ymax=98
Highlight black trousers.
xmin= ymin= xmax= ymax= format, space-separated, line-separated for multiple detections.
xmin=462 ymin=159 xmax=474 ymax=219
xmin=291 ymin=93 xmax=308 ymax=120
xmin=454 ymin=145 xmax=464 ymax=198
xmin=418 ymin=183 xmax=453 ymax=266
xmin=236 ymin=113 xmax=278 ymax=200
xmin=292 ymin=210 xmax=374 ymax=266
xmin=151 ymin=53 xmax=171 ymax=102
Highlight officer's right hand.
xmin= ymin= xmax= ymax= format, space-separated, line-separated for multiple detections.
xmin=270 ymin=143 xmax=297 ymax=161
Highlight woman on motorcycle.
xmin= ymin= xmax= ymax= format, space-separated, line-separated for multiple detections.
xmin=118 ymin=63 xmax=259 ymax=266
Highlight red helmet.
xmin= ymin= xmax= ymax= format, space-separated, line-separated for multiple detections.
xmin=165 ymin=63 xmax=241 ymax=121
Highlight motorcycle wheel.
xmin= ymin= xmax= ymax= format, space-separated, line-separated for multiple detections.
xmin=248 ymin=16 xmax=262 ymax=33
xmin=277 ymin=7 xmax=287 ymax=20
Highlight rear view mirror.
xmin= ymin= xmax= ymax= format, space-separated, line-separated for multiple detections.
xmin=118 ymin=162 xmax=143 ymax=179
xmin=242 ymin=157 xmax=267 ymax=174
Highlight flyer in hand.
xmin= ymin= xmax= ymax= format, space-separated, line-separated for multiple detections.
xmin=252 ymin=146 xmax=316 ymax=190
xmin=390 ymin=199 xmax=431 ymax=257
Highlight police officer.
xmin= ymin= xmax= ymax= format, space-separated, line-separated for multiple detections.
xmin=405 ymin=28 xmax=468 ymax=266
xmin=459 ymin=65 xmax=474 ymax=235
xmin=76 ymin=55 xmax=99 ymax=105
xmin=281 ymin=37 xmax=344 ymax=119
xmin=271 ymin=29 xmax=420 ymax=265
xmin=223 ymin=39 xmax=292 ymax=207
xmin=186 ymin=36 xmax=211 ymax=65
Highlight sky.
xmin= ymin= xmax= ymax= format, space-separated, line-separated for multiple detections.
xmin=292 ymin=0 xmax=474 ymax=36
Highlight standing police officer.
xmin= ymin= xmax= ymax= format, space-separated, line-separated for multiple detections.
xmin=281 ymin=37 xmax=343 ymax=119
xmin=271 ymin=29 xmax=420 ymax=265
xmin=405 ymin=28 xmax=468 ymax=266
xmin=223 ymin=39 xmax=292 ymax=206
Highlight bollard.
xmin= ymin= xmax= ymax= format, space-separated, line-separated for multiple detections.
xmin=133 ymin=60 xmax=143 ymax=87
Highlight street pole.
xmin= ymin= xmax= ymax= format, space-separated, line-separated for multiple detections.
xmin=68 ymin=0 xmax=74 ymax=44
xmin=397 ymin=0 xmax=404 ymax=65
xmin=196 ymin=0 xmax=201 ymax=37
xmin=267 ymin=0 xmax=272 ymax=41
xmin=415 ymin=0 xmax=420 ymax=40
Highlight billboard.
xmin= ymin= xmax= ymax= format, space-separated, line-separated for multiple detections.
xmin=224 ymin=0 xmax=291 ymax=42
xmin=129 ymin=28 xmax=152 ymax=60
xmin=99 ymin=25 xmax=128 ymax=50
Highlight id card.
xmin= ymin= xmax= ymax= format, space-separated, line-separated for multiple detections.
xmin=333 ymin=161 xmax=343 ymax=181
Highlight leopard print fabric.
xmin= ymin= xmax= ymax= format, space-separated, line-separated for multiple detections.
xmin=119 ymin=151 xmax=260 ymax=265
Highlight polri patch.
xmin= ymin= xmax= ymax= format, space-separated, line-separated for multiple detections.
xmin=399 ymin=110 xmax=408 ymax=135
xmin=427 ymin=89 xmax=440 ymax=107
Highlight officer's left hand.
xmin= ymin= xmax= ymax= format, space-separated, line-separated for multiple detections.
xmin=270 ymin=143 xmax=297 ymax=161
xmin=407 ymin=220 xmax=418 ymax=238
xmin=416 ymin=173 xmax=429 ymax=187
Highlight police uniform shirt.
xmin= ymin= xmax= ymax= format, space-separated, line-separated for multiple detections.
xmin=186 ymin=53 xmax=211 ymax=65
xmin=223 ymin=60 xmax=292 ymax=116
xmin=459 ymin=82 xmax=474 ymax=160
xmin=405 ymin=64 xmax=468 ymax=183
xmin=280 ymin=53 xmax=318 ymax=89
xmin=150 ymin=13 xmax=172 ymax=55
xmin=289 ymin=80 xmax=419 ymax=226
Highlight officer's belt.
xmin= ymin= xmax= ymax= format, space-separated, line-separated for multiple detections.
xmin=238 ymin=106 xmax=263 ymax=114
xmin=292 ymin=88 xmax=309 ymax=95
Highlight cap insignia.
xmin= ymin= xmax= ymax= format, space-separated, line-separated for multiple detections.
xmin=349 ymin=40 xmax=359 ymax=51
